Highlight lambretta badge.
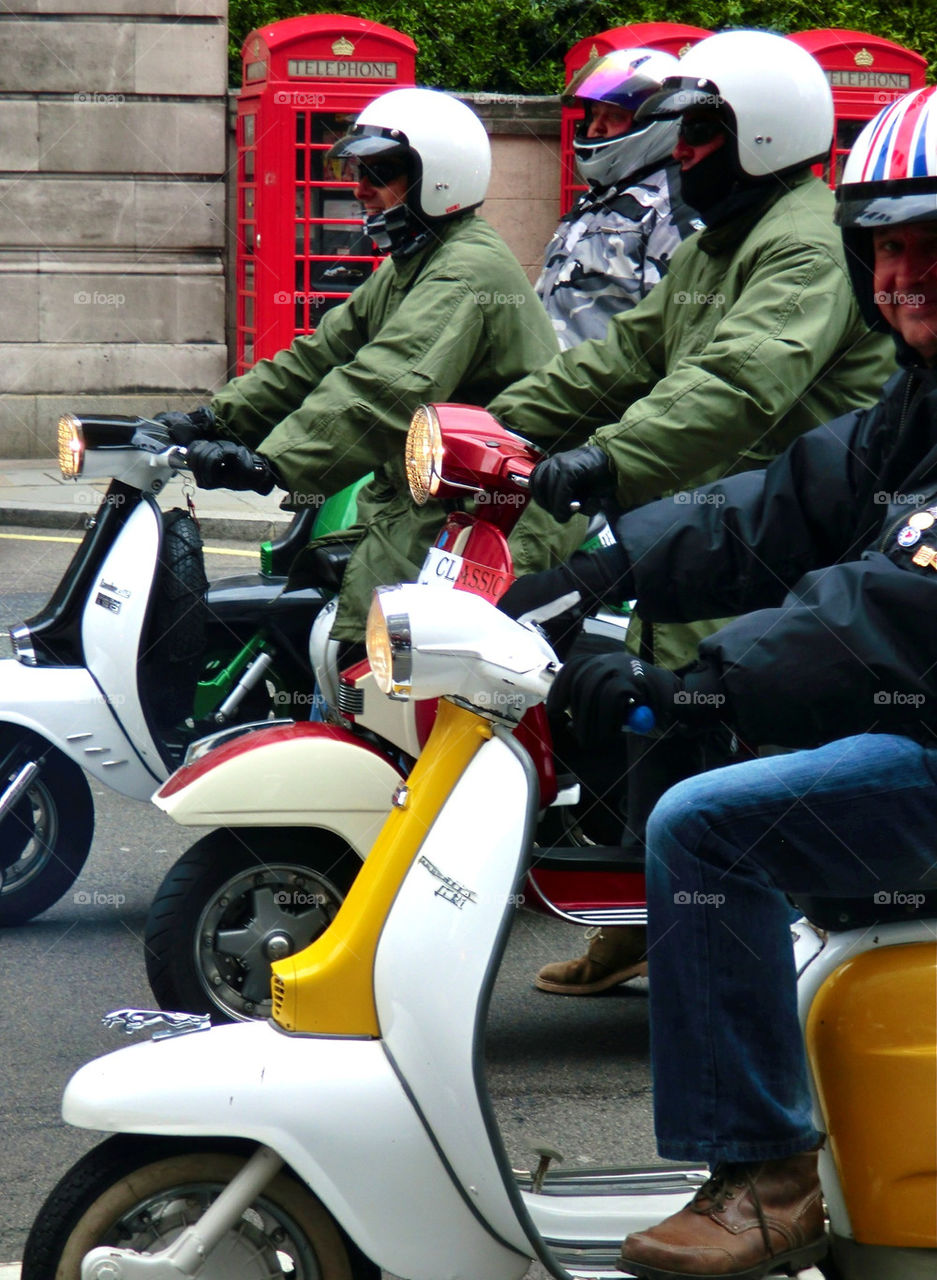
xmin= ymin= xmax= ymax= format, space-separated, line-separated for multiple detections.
xmin=99 ymin=579 xmax=131 ymax=599
xmin=418 ymin=855 xmax=477 ymax=909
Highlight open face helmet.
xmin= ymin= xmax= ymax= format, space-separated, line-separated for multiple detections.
xmin=637 ymin=30 xmax=833 ymax=180
xmin=327 ymin=88 xmax=491 ymax=256
xmin=565 ymin=47 xmax=681 ymax=188
xmin=836 ymin=86 xmax=937 ymax=329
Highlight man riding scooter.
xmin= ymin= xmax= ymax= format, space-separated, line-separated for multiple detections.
xmin=158 ymin=87 xmax=578 ymax=657
xmin=492 ymin=29 xmax=896 ymax=996
xmin=502 ymin=83 xmax=937 ymax=1279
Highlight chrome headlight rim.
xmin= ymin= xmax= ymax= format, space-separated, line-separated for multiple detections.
xmin=367 ymin=588 xmax=413 ymax=698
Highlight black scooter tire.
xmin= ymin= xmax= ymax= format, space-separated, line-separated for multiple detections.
xmin=22 ymin=1133 xmax=377 ymax=1280
xmin=144 ymin=826 xmax=360 ymax=1022
xmin=0 ymin=728 xmax=94 ymax=925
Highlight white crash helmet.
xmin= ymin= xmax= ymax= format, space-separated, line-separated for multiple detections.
xmin=564 ymin=47 xmax=682 ymax=189
xmin=328 ymin=87 xmax=491 ymax=221
xmin=637 ymin=30 xmax=833 ymax=179
xmin=835 ymin=85 xmax=937 ymax=329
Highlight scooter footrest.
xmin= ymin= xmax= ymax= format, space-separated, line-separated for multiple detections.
xmin=528 ymin=844 xmax=645 ymax=874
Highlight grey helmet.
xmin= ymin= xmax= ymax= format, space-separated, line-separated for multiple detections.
xmin=565 ymin=47 xmax=682 ymax=189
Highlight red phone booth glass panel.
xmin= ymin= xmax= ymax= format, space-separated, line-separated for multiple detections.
xmin=236 ymin=14 xmax=417 ymax=373
xmin=787 ymin=30 xmax=927 ymax=188
xmin=560 ymin=22 xmax=711 ymax=214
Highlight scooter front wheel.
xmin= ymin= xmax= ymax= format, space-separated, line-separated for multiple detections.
xmin=144 ymin=827 xmax=360 ymax=1022
xmin=22 ymin=1134 xmax=377 ymax=1279
xmin=0 ymin=727 xmax=94 ymax=925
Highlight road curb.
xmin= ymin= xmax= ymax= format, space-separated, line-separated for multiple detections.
xmin=0 ymin=1264 xmax=20 ymax=1278
xmin=0 ymin=504 xmax=290 ymax=545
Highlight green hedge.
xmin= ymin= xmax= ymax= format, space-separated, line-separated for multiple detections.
xmin=228 ymin=1 xmax=936 ymax=92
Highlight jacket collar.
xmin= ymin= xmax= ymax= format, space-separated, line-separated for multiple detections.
xmin=696 ymin=168 xmax=815 ymax=256
xmin=390 ymin=213 xmax=473 ymax=286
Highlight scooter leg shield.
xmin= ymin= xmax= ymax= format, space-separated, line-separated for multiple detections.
xmin=62 ymin=1021 xmax=532 ymax=1280
xmin=0 ymin=661 xmax=163 ymax=799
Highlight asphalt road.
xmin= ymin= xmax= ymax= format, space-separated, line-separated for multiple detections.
xmin=0 ymin=526 xmax=658 ymax=1277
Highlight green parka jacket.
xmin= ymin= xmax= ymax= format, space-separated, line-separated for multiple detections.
xmin=211 ymin=214 xmax=563 ymax=641
xmin=489 ymin=170 xmax=897 ymax=668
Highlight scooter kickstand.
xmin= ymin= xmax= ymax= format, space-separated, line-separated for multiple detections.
xmin=80 ymin=1145 xmax=284 ymax=1279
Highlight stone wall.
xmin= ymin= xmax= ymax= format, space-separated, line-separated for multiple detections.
xmin=0 ymin=4 xmax=563 ymax=461
xmin=465 ymin=95 xmax=562 ymax=282
xmin=0 ymin=1 xmax=229 ymax=460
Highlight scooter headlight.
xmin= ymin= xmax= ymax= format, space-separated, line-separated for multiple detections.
xmin=366 ymin=589 xmax=412 ymax=698
xmin=366 ymin=583 xmax=557 ymax=714
xmin=405 ymin=404 xmax=443 ymax=505
xmin=58 ymin=413 xmax=85 ymax=478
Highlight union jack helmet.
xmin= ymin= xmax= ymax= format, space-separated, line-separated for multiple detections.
xmin=835 ymin=86 xmax=937 ymax=329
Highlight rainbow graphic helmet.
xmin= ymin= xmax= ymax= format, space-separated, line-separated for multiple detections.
xmin=836 ymin=86 xmax=937 ymax=329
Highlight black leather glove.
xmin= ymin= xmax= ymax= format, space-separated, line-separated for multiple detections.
xmin=547 ymin=633 xmax=727 ymax=745
xmin=154 ymin=406 xmax=217 ymax=445
xmin=529 ymin=444 xmax=616 ymax=523
xmin=498 ymin=545 xmax=634 ymax=657
xmin=187 ymin=439 xmax=279 ymax=495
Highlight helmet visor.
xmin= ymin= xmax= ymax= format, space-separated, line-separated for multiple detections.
xmin=326 ymin=124 xmax=410 ymax=165
xmin=564 ymin=53 xmax=668 ymax=112
xmin=835 ymin=177 xmax=937 ymax=228
xmin=635 ymin=76 xmax=724 ymax=123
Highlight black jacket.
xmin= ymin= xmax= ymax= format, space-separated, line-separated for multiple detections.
xmin=615 ymin=346 xmax=937 ymax=748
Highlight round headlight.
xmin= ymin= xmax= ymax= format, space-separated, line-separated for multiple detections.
xmin=57 ymin=413 xmax=85 ymax=479
xmin=405 ymin=404 xmax=443 ymax=505
xmin=366 ymin=593 xmax=394 ymax=694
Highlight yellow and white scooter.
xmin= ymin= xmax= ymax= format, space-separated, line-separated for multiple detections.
xmin=22 ymin=582 xmax=937 ymax=1280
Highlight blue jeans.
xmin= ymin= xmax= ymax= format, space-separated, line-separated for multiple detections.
xmin=645 ymin=733 xmax=937 ymax=1165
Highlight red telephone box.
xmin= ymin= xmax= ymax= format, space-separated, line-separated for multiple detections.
xmin=235 ymin=14 xmax=417 ymax=373
xmin=787 ymin=30 xmax=928 ymax=187
xmin=560 ymin=22 xmax=711 ymax=213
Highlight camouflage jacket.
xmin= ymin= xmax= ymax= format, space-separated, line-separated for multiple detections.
xmin=536 ymin=161 xmax=698 ymax=350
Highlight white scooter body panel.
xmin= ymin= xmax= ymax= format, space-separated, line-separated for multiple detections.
xmin=0 ymin=660 xmax=161 ymax=797
xmin=375 ymin=731 xmax=533 ymax=1256
xmin=81 ymin=498 xmax=167 ymax=775
xmin=63 ymin=1021 xmax=529 ymax=1280
xmin=154 ymin=731 xmax=403 ymax=852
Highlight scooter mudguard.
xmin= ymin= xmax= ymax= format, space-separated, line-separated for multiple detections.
xmin=0 ymin=660 xmax=163 ymax=799
xmin=154 ymin=722 xmax=405 ymax=855
xmin=62 ymin=1021 xmax=531 ymax=1280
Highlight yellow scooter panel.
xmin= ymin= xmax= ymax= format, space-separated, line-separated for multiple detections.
xmin=806 ymin=940 xmax=937 ymax=1247
xmin=271 ymin=700 xmax=491 ymax=1035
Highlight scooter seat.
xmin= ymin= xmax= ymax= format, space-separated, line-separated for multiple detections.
xmin=204 ymin=575 xmax=327 ymax=628
xmin=790 ymin=890 xmax=937 ymax=931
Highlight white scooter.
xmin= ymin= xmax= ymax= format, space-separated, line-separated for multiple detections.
xmin=0 ymin=412 xmax=335 ymax=924
xmin=23 ymin=583 xmax=937 ymax=1280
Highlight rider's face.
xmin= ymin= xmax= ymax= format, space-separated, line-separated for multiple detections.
xmin=353 ymin=167 xmax=409 ymax=218
xmin=672 ymin=113 xmax=726 ymax=171
xmin=585 ymin=103 xmax=634 ymax=139
xmin=873 ymin=223 xmax=937 ymax=364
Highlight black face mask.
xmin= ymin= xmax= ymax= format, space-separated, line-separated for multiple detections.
xmin=679 ymin=143 xmax=739 ymax=217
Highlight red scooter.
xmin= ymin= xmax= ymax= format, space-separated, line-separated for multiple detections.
xmin=145 ymin=404 xmax=646 ymax=1021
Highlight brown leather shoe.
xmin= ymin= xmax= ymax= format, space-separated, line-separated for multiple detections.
xmin=618 ymin=1150 xmax=826 ymax=1279
xmin=535 ymin=925 xmax=648 ymax=995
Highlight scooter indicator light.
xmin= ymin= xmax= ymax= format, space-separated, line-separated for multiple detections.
xmin=57 ymin=413 xmax=85 ymax=478
xmin=406 ymin=404 xmax=443 ymax=505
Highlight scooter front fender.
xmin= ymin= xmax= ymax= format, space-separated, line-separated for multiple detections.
xmin=64 ymin=1021 xmax=530 ymax=1280
xmin=154 ymin=722 xmax=405 ymax=857
xmin=0 ymin=660 xmax=162 ymax=799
